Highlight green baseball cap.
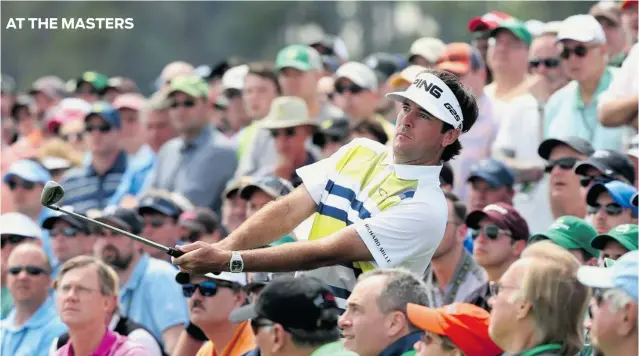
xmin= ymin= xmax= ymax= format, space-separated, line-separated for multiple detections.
xmin=591 ymin=224 xmax=639 ymax=252
xmin=77 ymin=71 xmax=109 ymax=92
xmin=529 ymin=216 xmax=599 ymax=259
xmin=167 ymin=74 xmax=209 ymax=99
xmin=489 ymin=18 xmax=532 ymax=46
xmin=275 ymin=44 xmax=323 ymax=72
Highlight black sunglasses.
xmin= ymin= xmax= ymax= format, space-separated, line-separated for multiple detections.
xmin=144 ymin=216 xmax=166 ymax=229
xmin=0 ymin=234 xmax=31 ymax=248
xmin=170 ymin=100 xmax=196 ymax=109
xmin=529 ymin=57 xmax=560 ymax=69
xmin=335 ymin=83 xmax=365 ymax=95
xmin=7 ymin=179 xmax=36 ymax=191
xmin=580 ymin=175 xmax=614 ymax=188
xmin=49 ymin=227 xmax=81 ymax=238
xmin=471 ymin=225 xmax=512 ymax=240
xmin=587 ymin=203 xmax=624 ymax=216
xmin=270 ymin=127 xmax=296 ymax=138
xmin=85 ymin=124 xmax=112 ymax=133
xmin=251 ymin=318 xmax=275 ymax=334
xmin=182 ymin=231 xmax=201 ymax=243
xmin=560 ymin=45 xmax=589 ymax=59
xmin=182 ymin=281 xmax=235 ymax=297
xmin=62 ymin=132 xmax=84 ymax=142
xmin=545 ymin=157 xmax=579 ymax=173
xmin=8 ymin=265 xmax=48 ymax=276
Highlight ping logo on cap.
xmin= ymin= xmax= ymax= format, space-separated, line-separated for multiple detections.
xmin=550 ymin=221 xmax=570 ymax=231
xmin=412 ymin=78 xmax=443 ymax=99
xmin=614 ymin=224 xmax=633 ymax=233
xmin=484 ymin=204 xmax=508 ymax=215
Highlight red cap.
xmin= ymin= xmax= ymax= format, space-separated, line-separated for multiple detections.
xmin=467 ymin=11 xmax=512 ymax=32
xmin=113 ymin=93 xmax=146 ymax=111
xmin=407 ymin=303 xmax=503 ymax=356
xmin=621 ymin=0 xmax=638 ymax=9
xmin=465 ymin=202 xmax=530 ymax=241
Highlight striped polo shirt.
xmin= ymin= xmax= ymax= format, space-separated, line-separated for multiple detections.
xmin=296 ymin=138 xmax=447 ymax=309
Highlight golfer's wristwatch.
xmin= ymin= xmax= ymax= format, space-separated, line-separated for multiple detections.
xmin=229 ymin=251 xmax=244 ymax=273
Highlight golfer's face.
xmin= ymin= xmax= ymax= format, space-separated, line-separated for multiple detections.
xmin=393 ymin=99 xmax=446 ymax=162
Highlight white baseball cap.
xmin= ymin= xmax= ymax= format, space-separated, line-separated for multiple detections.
xmin=335 ymin=61 xmax=378 ymax=90
xmin=0 ymin=212 xmax=43 ymax=240
xmin=386 ymin=72 xmax=464 ymax=130
xmin=556 ymin=14 xmax=606 ymax=44
xmin=222 ymin=64 xmax=249 ymax=91
xmin=409 ymin=37 xmax=446 ymax=64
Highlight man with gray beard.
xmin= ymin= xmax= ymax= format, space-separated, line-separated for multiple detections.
xmin=94 ymin=208 xmax=188 ymax=354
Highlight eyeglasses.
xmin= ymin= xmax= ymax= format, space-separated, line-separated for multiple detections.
xmin=544 ymin=157 xmax=579 ymax=173
xmin=335 ymin=83 xmax=365 ymax=95
xmin=8 ymin=265 xmax=48 ymax=276
xmin=182 ymin=280 xmax=235 ymax=298
xmin=529 ymin=57 xmax=560 ymax=69
xmin=7 ymin=179 xmax=36 ymax=191
xmin=251 ymin=318 xmax=275 ymax=334
xmin=62 ymin=132 xmax=84 ymax=142
xmin=85 ymin=124 xmax=112 ymax=133
xmin=560 ymin=45 xmax=589 ymax=59
xmin=170 ymin=100 xmax=196 ymax=109
xmin=471 ymin=225 xmax=512 ymax=240
xmin=270 ymin=127 xmax=296 ymax=138
xmin=580 ymin=175 xmax=614 ymax=188
xmin=489 ymin=281 xmax=519 ymax=296
xmin=49 ymin=227 xmax=81 ymax=238
xmin=144 ymin=216 xmax=166 ymax=229
xmin=587 ymin=203 xmax=624 ymax=216
xmin=224 ymin=89 xmax=242 ymax=100
xmin=1 ymin=234 xmax=31 ymax=248
xmin=93 ymin=229 xmax=122 ymax=238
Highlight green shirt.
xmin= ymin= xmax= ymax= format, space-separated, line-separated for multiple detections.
xmin=310 ymin=341 xmax=358 ymax=356
xmin=1 ymin=285 xmax=13 ymax=319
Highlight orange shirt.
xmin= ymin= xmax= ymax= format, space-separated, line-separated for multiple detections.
xmin=195 ymin=321 xmax=255 ymax=356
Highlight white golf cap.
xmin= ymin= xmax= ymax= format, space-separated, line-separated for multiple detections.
xmin=409 ymin=37 xmax=446 ymax=64
xmin=556 ymin=14 xmax=606 ymax=44
xmin=386 ymin=72 xmax=464 ymax=130
xmin=335 ymin=61 xmax=378 ymax=90
xmin=222 ymin=64 xmax=249 ymax=91
xmin=0 ymin=212 xmax=43 ymax=240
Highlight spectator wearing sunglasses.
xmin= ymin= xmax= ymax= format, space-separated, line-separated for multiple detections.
xmin=259 ymin=97 xmax=320 ymax=187
xmin=221 ymin=65 xmax=250 ymax=139
xmin=586 ymin=180 xmax=638 ymax=234
xmin=178 ymin=208 xmax=223 ymax=245
xmin=407 ymin=302 xmax=503 ymax=356
xmin=467 ymin=158 xmax=515 ymax=212
xmin=333 ymin=61 xmax=394 ymax=142
xmin=41 ymin=206 xmax=93 ymax=278
xmin=73 ymin=71 xmax=108 ymax=104
xmin=51 ymin=256 xmax=154 ymax=356
xmin=175 ymin=272 xmax=254 ymax=356
xmin=0 ymin=212 xmax=45 ymax=319
xmin=489 ymin=241 xmax=590 ymax=356
xmin=59 ymin=102 xmax=128 ymax=213
xmin=230 ymin=276 xmax=354 ymax=356
xmin=0 ymin=243 xmax=66 ymax=356
xmin=577 ymin=250 xmax=638 ymax=356
xmin=137 ymin=191 xmax=190 ymax=262
xmin=221 ymin=177 xmax=252 ymax=233
xmin=545 ymin=15 xmax=626 ymax=151
xmin=575 ymin=149 xmax=636 ymax=202
xmin=590 ymin=223 xmax=638 ymax=263
xmin=464 ymin=203 xmax=529 ymax=312
xmin=94 ymin=208 xmax=188 ymax=354
xmin=536 ymin=137 xmax=594 ymax=230
xmin=437 ymin=43 xmax=498 ymax=203
xmin=467 ymin=11 xmax=513 ymax=83
xmin=529 ymin=216 xmax=600 ymax=266
xmin=146 ymin=74 xmax=237 ymax=216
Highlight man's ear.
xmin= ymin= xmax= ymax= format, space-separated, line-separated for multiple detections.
xmin=442 ymin=128 xmax=461 ymax=148
xmin=512 ymin=239 xmax=527 ymax=258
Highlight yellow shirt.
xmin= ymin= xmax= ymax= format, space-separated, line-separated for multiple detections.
xmin=195 ymin=321 xmax=255 ymax=356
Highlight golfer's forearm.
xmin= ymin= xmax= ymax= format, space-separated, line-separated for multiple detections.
xmin=218 ymin=187 xmax=315 ymax=251
xmin=599 ymin=95 xmax=638 ymax=127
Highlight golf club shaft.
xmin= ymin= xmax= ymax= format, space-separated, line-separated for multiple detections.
xmin=48 ymin=205 xmax=220 ymax=280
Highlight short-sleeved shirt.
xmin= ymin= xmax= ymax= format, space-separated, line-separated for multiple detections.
xmin=296 ymin=138 xmax=447 ymax=309
xmin=118 ymin=254 xmax=189 ymax=344
xmin=195 ymin=321 xmax=255 ymax=356
xmin=147 ymin=124 xmax=237 ymax=215
xmin=55 ymin=328 xmax=148 ymax=356
xmin=423 ymin=251 xmax=487 ymax=307
xmin=0 ymin=297 xmax=67 ymax=356
xmin=544 ymin=67 xmax=626 ymax=151
xmin=60 ymin=150 xmax=128 ymax=212
xmin=108 ymin=145 xmax=156 ymax=206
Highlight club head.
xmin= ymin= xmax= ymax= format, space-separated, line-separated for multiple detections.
xmin=41 ymin=181 xmax=65 ymax=207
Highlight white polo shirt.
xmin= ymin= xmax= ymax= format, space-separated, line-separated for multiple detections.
xmin=296 ymin=138 xmax=447 ymax=308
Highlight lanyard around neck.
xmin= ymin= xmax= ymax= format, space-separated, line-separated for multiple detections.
xmin=519 ymin=344 xmax=562 ymax=356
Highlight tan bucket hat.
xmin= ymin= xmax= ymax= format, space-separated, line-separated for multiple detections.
xmin=260 ymin=96 xmax=317 ymax=130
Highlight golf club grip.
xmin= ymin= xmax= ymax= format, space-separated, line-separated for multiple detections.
xmin=167 ymin=247 xmax=184 ymax=258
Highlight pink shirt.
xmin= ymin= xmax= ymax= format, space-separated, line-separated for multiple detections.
xmin=56 ymin=329 xmax=148 ymax=356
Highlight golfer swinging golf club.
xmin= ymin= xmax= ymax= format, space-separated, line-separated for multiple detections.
xmin=173 ymin=69 xmax=478 ymax=308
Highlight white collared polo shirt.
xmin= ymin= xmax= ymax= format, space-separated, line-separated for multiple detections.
xmin=296 ymin=138 xmax=447 ymax=309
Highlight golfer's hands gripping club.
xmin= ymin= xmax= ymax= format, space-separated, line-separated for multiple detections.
xmin=171 ymin=241 xmax=228 ymax=282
